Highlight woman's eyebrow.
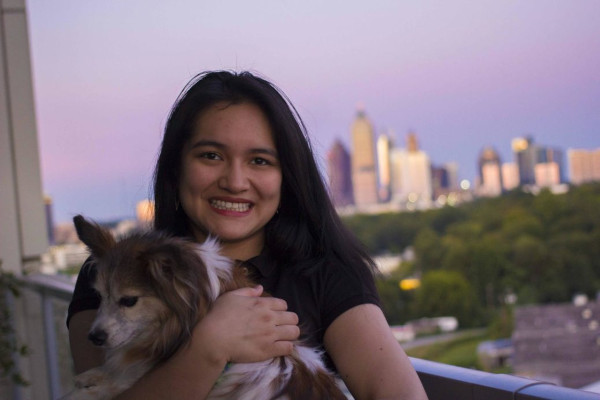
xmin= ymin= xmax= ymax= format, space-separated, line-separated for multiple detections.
xmin=190 ymin=139 xmax=224 ymax=149
xmin=250 ymin=148 xmax=279 ymax=158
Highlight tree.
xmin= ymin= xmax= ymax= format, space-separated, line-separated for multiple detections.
xmin=411 ymin=270 xmax=481 ymax=327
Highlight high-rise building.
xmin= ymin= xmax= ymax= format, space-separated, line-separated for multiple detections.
xmin=390 ymin=132 xmax=432 ymax=209
xmin=327 ymin=139 xmax=354 ymax=207
xmin=351 ymin=110 xmax=378 ymax=207
xmin=502 ymin=162 xmax=519 ymax=191
xmin=511 ymin=136 xmax=565 ymax=186
xmin=477 ymin=147 xmax=503 ymax=197
xmin=431 ymin=165 xmax=449 ymax=199
xmin=512 ymin=136 xmax=538 ymax=185
xmin=540 ymin=147 xmax=565 ymax=183
xmin=568 ymin=148 xmax=600 ymax=185
xmin=377 ymin=133 xmax=392 ymax=202
xmin=534 ymin=162 xmax=560 ymax=187
xmin=444 ymin=162 xmax=460 ymax=190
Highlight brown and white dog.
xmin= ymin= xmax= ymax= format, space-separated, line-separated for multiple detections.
xmin=61 ymin=215 xmax=346 ymax=400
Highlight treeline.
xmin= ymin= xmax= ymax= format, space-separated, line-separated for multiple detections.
xmin=343 ymin=183 xmax=600 ymax=328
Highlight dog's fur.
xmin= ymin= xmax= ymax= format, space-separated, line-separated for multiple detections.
xmin=61 ymin=215 xmax=346 ymax=400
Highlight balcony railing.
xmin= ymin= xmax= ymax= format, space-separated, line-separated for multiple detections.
xmin=5 ymin=274 xmax=600 ymax=400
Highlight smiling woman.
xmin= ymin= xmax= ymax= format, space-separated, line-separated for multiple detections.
xmin=67 ymin=71 xmax=428 ymax=400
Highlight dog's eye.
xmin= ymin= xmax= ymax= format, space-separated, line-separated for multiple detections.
xmin=118 ymin=296 xmax=138 ymax=307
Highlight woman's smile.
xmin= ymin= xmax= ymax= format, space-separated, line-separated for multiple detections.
xmin=209 ymin=198 xmax=253 ymax=213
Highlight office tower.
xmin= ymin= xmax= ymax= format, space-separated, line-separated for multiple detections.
xmin=351 ymin=109 xmax=378 ymax=207
xmin=44 ymin=195 xmax=55 ymax=246
xmin=540 ymin=147 xmax=565 ymax=183
xmin=477 ymin=147 xmax=503 ymax=197
xmin=377 ymin=133 xmax=392 ymax=202
xmin=390 ymin=132 xmax=432 ymax=208
xmin=444 ymin=162 xmax=459 ymax=190
xmin=502 ymin=163 xmax=519 ymax=191
xmin=512 ymin=136 xmax=538 ymax=185
xmin=568 ymin=148 xmax=600 ymax=184
xmin=327 ymin=139 xmax=354 ymax=207
xmin=534 ymin=162 xmax=560 ymax=187
xmin=431 ymin=165 xmax=449 ymax=199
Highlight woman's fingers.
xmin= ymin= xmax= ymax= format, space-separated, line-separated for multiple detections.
xmin=276 ymin=324 xmax=301 ymax=342
xmin=197 ymin=289 xmax=300 ymax=363
xmin=228 ymin=285 xmax=264 ymax=297
xmin=276 ymin=311 xmax=299 ymax=327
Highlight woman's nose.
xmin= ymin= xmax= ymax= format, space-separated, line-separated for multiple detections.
xmin=219 ymin=163 xmax=249 ymax=192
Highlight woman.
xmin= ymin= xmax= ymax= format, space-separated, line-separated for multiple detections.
xmin=67 ymin=71 xmax=428 ymax=399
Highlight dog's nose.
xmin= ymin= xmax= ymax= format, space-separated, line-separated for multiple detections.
xmin=88 ymin=329 xmax=108 ymax=346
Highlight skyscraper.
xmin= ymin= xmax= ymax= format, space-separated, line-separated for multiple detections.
xmin=351 ymin=109 xmax=378 ymax=207
xmin=327 ymin=139 xmax=354 ymax=207
xmin=390 ymin=132 xmax=432 ymax=209
xmin=568 ymin=148 xmax=600 ymax=184
xmin=377 ymin=133 xmax=392 ymax=202
xmin=477 ymin=147 xmax=503 ymax=197
xmin=502 ymin=162 xmax=519 ymax=191
xmin=534 ymin=162 xmax=560 ymax=187
xmin=540 ymin=147 xmax=565 ymax=183
xmin=431 ymin=165 xmax=449 ymax=199
xmin=512 ymin=136 xmax=537 ymax=185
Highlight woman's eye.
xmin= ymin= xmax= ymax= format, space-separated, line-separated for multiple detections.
xmin=199 ymin=152 xmax=222 ymax=161
xmin=252 ymin=157 xmax=270 ymax=166
xmin=119 ymin=296 xmax=138 ymax=307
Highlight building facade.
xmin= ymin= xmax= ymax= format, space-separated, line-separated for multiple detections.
xmin=351 ymin=110 xmax=379 ymax=207
xmin=327 ymin=139 xmax=354 ymax=207
xmin=477 ymin=147 xmax=503 ymax=197
xmin=568 ymin=148 xmax=600 ymax=185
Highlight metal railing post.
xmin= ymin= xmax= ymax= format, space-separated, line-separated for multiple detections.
xmin=41 ymin=286 xmax=63 ymax=399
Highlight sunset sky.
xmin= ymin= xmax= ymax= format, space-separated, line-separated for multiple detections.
xmin=26 ymin=0 xmax=600 ymax=223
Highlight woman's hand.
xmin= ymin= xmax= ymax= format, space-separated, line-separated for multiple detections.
xmin=192 ymin=285 xmax=300 ymax=365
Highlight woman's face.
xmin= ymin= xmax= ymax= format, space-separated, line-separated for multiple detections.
xmin=178 ymin=101 xmax=282 ymax=257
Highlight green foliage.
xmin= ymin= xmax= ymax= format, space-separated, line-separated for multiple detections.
xmin=345 ymin=183 xmax=600 ymax=325
xmin=405 ymin=330 xmax=488 ymax=369
xmin=487 ymin=306 xmax=514 ymax=340
xmin=411 ymin=270 xmax=482 ymax=327
xmin=0 ymin=262 xmax=29 ymax=386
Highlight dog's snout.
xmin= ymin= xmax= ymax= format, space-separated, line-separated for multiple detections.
xmin=88 ymin=329 xmax=108 ymax=346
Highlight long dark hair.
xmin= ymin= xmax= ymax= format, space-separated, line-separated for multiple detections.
xmin=153 ymin=71 xmax=376 ymax=275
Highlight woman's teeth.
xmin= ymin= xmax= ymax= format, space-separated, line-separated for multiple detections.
xmin=211 ymin=200 xmax=251 ymax=212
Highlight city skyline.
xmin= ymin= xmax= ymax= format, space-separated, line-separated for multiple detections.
xmin=26 ymin=0 xmax=600 ymax=223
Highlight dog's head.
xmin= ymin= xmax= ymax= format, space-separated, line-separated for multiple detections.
xmin=73 ymin=215 xmax=232 ymax=360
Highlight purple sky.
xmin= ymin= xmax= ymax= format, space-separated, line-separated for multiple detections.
xmin=27 ymin=0 xmax=600 ymax=224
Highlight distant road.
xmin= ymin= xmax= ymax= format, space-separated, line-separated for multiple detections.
xmin=400 ymin=328 xmax=487 ymax=350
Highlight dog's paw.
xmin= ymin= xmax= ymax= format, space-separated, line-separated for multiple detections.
xmin=57 ymin=369 xmax=111 ymax=400
xmin=74 ymin=368 xmax=106 ymax=389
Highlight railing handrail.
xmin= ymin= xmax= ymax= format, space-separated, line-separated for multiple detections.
xmin=21 ymin=273 xmax=74 ymax=301
xmin=411 ymin=356 xmax=600 ymax=399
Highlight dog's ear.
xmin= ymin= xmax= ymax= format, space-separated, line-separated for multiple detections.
xmin=142 ymin=244 xmax=202 ymax=311
xmin=73 ymin=215 xmax=115 ymax=258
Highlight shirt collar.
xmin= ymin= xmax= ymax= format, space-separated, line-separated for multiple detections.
xmin=239 ymin=250 xmax=276 ymax=277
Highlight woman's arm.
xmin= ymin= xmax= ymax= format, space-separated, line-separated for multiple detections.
xmin=324 ymin=304 xmax=428 ymax=400
xmin=68 ymin=285 xmax=299 ymax=399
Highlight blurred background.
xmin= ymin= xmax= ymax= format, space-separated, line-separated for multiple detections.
xmin=1 ymin=0 xmax=600 ymax=398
